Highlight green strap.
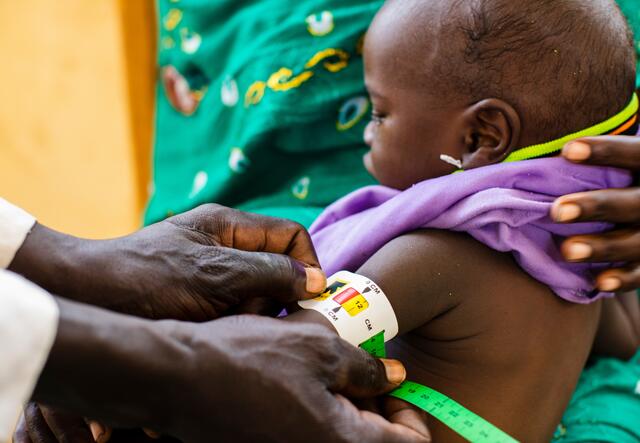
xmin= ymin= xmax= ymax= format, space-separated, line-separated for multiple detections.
xmin=503 ymin=93 xmax=638 ymax=163
xmin=390 ymin=382 xmax=519 ymax=443
xmin=360 ymin=331 xmax=520 ymax=443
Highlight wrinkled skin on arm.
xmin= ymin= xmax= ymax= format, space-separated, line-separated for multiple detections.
xmin=9 ymin=204 xmax=328 ymax=321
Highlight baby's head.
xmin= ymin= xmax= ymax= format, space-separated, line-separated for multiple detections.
xmin=363 ymin=0 xmax=637 ymax=189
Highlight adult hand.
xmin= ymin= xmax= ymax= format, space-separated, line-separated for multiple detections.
xmin=551 ymin=135 xmax=640 ymax=292
xmin=17 ymin=398 xmax=430 ymax=443
xmin=13 ymin=405 xmax=113 ymax=443
xmin=28 ymin=300 xmax=430 ymax=443
xmin=169 ymin=316 xmax=430 ymax=442
xmin=9 ymin=204 xmax=326 ymax=321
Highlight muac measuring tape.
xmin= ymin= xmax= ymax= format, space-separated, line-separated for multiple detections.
xmin=299 ymin=271 xmax=519 ymax=443
xmin=360 ymin=331 xmax=518 ymax=443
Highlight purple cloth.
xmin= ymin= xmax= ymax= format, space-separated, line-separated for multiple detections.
xmin=310 ymin=158 xmax=632 ymax=304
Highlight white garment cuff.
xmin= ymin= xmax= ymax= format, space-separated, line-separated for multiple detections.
xmin=0 ymin=198 xmax=36 ymax=269
xmin=0 ymin=271 xmax=58 ymax=441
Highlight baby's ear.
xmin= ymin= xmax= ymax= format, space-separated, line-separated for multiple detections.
xmin=460 ymin=99 xmax=521 ymax=170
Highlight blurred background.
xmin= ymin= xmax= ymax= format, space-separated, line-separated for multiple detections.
xmin=0 ymin=1 xmax=156 ymax=238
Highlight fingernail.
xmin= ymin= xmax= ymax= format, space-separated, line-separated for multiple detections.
xmin=565 ymin=242 xmax=593 ymax=261
xmin=89 ymin=421 xmax=105 ymax=443
xmin=563 ymin=141 xmax=591 ymax=161
xmin=554 ymin=203 xmax=582 ymax=222
xmin=381 ymin=358 xmax=406 ymax=385
xmin=599 ymin=277 xmax=621 ymax=292
xmin=144 ymin=429 xmax=162 ymax=439
xmin=305 ymin=268 xmax=327 ymax=294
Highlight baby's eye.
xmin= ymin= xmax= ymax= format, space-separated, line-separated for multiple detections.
xmin=371 ymin=110 xmax=386 ymax=125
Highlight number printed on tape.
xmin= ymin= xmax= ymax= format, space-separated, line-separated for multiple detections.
xmin=389 ymin=382 xmax=519 ymax=443
xmin=298 ymin=271 xmax=398 ymax=347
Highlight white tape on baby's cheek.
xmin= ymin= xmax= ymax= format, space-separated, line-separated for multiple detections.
xmin=298 ymin=271 xmax=398 ymax=347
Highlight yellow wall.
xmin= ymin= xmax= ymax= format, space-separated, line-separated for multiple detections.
xmin=0 ymin=1 xmax=156 ymax=239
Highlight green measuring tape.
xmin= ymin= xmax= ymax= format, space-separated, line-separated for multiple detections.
xmin=359 ymin=332 xmax=519 ymax=443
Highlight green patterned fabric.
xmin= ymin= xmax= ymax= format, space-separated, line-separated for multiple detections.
xmin=553 ymin=348 xmax=640 ymax=443
xmin=618 ymin=0 xmax=640 ymax=87
xmin=146 ymin=0 xmax=383 ymax=227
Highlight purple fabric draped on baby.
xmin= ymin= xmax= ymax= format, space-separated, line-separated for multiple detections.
xmin=310 ymin=158 xmax=631 ymax=304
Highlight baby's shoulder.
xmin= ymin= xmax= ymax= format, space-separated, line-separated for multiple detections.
xmin=362 ymin=229 xmax=533 ymax=298
xmin=359 ymin=229 xmax=554 ymax=331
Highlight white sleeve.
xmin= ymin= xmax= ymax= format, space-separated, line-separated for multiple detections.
xmin=0 ymin=271 xmax=58 ymax=442
xmin=0 ymin=198 xmax=36 ymax=269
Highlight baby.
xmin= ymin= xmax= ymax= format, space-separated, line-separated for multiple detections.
xmin=288 ymin=0 xmax=639 ymax=441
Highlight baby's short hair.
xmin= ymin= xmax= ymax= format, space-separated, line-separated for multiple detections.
xmin=439 ymin=0 xmax=637 ymax=141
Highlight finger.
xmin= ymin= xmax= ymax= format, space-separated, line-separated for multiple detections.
xmin=234 ymin=297 xmax=283 ymax=317
xmin=327 ymin=340 xmax=406 ymax=398
xmin=246 ymin=214 xmax=322 ymax=268
xmin=331 ymin=394 xmax=430 ymax=443
xmin=143 ymin=429 xmax=161 ymax=439
xmin=13 ymin=413 xmax=34 ymax=443
xmin=383 ymin=397 xmax=431 ymax=441
xmin=353 ymin=397 xmax=383 ymax=415
xmin=561 ymin=229 xmax=640 ymax=263
xmin=232 ymin=211 xmax=322 ymax=267
xmin=85 ymin=420 xmax=112 ymax=443
xmin=562 ymin=136 xmax=640 ymax=170
xmin=595 ymin=264 xmax=640 ymax=292
xmin=38 ymin=406 xmax=95 ymax=443
xmin=222 ymin=248 xmax=326 ymax=301
xmin=551 ymin=188 xmax=640 ymax=223
xmin=175 ymin=204 xmax=323 ymax=268
xmin=24 ymin=403 xmax=57 ymax=443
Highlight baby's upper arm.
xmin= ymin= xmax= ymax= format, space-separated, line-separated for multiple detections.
xmin=357 ymin=229 xmax=603 ymax=441
xmin=356 ymin=229 xmax=472 ymax=335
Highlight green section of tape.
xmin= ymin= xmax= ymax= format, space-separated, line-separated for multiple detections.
xmin=360 ymin=331 xmax=519 ymax=443
xmin=359 ymin=330 xmax=387 ymax=358
xmin=390 ymin=382 xmax=519 ymax=443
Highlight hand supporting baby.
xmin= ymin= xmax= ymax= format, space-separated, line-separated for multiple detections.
xmin=554 ymin=135 xmax=640 ymax=292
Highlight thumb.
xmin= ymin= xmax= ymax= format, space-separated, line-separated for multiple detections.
xmin=230 ymin=249 xmax=327 ymax=303
xmin=327 ymin=340 xmax=407 ymax=399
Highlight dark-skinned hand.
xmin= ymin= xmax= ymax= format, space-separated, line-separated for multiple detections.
xmin=8 ymin=204 xmax=327 ymax=321
xmin=551 ymin=135 xmax=640 ymax=292
xmin=19 ymin=304 xmax=431 ymax=443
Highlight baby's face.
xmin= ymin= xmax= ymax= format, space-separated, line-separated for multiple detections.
xmin=362 ymin=0 xmax=464 ymax=189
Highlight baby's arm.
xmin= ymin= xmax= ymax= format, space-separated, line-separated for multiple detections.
xmin=592 ymin=291 xmax=640 ymax=359
xmin=286 ymin=229 xmax=601 ymax=442
xmin=285 ymin=230 xmax=462 ymax=337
